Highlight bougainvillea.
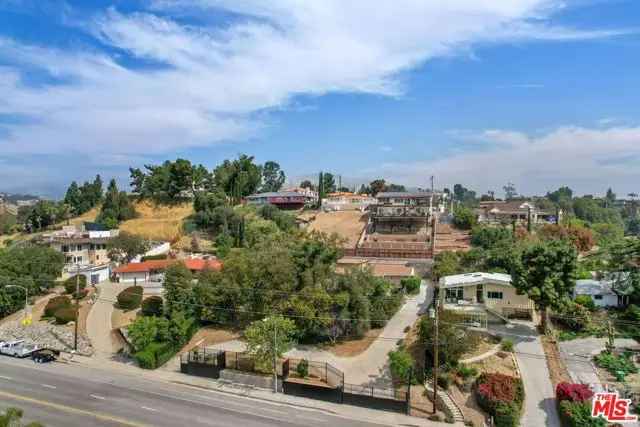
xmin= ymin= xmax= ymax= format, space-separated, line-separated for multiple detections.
xmin=556 ymin=382 xmax=594 ymax=403
xmin=474 ymin=373 xmax=525 ymax=426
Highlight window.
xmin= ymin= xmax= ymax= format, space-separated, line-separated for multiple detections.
xmin=487 ymin=291 xmax=503 ymax=300
xmin=594 ymin=295 xmax=603 ymax=300
xmin=62 ymin=245 xmax=69 ymax=253
xmin=445 ymin=287 xmax=464 ymax=302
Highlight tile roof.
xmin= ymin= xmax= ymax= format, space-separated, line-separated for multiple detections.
xmin=114 ymin=258 xmax=222 ymax=274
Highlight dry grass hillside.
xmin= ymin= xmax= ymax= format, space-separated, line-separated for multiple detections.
xmin=119 ymin=200 xmax=194 ymax=243
xmin=300 ymin=210 xmax=368 ymax=248
xmin=63 ymin=207 xmax=99 ymax=226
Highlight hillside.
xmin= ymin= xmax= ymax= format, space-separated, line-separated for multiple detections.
xmin=119 ymin=200 xmax=194 ymax=242
xmin=300 ymin=210 xmax=368 ymax=248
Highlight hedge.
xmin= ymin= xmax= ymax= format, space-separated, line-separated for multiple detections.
xmin=116 ymin=286 xmax=143 ymax=310
xmin=44 ymin=296 xmax=72 ymax=318
xmin=401 ymin=276 xmax=421 ymax=295
xmin=558 ymin=400 xmax=606 ymax=427
xmin=53 ymin=307 xmax=77 ymax=325
xmin=141 ymin=296 xmax=164 ymax=317
xmin=63 ymin=275 xmax=87 ymax=295
xmin=134 ymin=341 xmax=177 ymax=369
xmin=141 ymin=254 xmax=168 ymax=262
xmin=475 ymin=373 xmax=524 ymax=427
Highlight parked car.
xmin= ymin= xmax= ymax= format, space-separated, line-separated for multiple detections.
xmin=31 ymin=349 xmax=58 ymax=363
xmin=0 ymin=340 xmax=40 ymax=358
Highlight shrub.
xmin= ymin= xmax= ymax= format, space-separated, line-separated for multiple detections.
xmin=296 ymin=359 xmax=309 ymax=378
xmin=445 ymin=415 xmax=455 ymax=424
xmin=475 ymin=373 xmax=524 ymax=427
xmin=556 ymin=302 xmax=591 ymax=332
xmin=134 ymin=341 xmax=177 ymax=369
xmin=555 ymin=382 xmax=594 ymax=403
xmin=141 ymin=254 xmax=168 ymax=262
xmin=53 ymin=307 xmax=77 ymax=325
xmin=141 ymin=296 xmax=164 ymax=317
xmin=594 ymin=351 xmax=638 ymax=379
xmin=428 ymin=414 xmax=442 ymax=422
xmin=558 ymin=400 xmax=606 ymax=427
xmin=63 ymin=275 xmax=87 ymax=295
xmin=44 ymin=296 xmax=72 ymax=318
xmin=501 ymin=339 xmax=514 ymax=352
xmin=388 ymin=348 xmax=414 ymax=384
xmin=400 ymin=276 xmax=421 ymax=295
xmin=574 ymin=295 xmax=597 ymax=311
xmin=457 ymin=365 xmax=479 ymax=380
xmin=134 ymin=347 xmax=156 ymax=369
xmin=437 ymin=373 xmax=453 ymax=390
xmin=116 ymin=286 xmax=143 ymax=310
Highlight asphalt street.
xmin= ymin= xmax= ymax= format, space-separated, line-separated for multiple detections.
xmin=0 ymin=357 xmax=383 ymax=427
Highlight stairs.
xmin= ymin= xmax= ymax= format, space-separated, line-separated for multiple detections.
xmin=424 ymin=379 xmax=465 ymax=423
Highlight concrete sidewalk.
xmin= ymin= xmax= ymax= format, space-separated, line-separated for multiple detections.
xmin=64 ymin=353 xmax=446 ymax=426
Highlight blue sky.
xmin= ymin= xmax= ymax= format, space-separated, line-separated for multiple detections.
xmin=1 ymin=0 xmax=639 ymax=198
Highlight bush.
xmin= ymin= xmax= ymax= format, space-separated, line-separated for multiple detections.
xmin=53 ymin=307 xmax=77 ymax=325
xmin=555 ymin=382 xmax=594 ymax=403
xmin=501 ymin=339 xmax=514 ymax=352
xmin=296 ymin=359 xmax=309 ymax=378
xmin=134 ymin=348 xmax=156 ymax=369
xmin=437 ymin=373 xmax=453 ymax=390
xmin=44 ymin=296 xmax=72 ymax=318
xmin=63 ymin=275 xmax=87 ymax=295
xmin=117 ymin=286 xmax=143 ymax=310
xmin=400 ymin=276 xmax=421 ymax=295
xmin=141 ymin=296 xmax=164 ymax=317
xmin=388 ymin=348 xmax=414 ymax=384
xmin=594 ymin=351 xmax=638 ymax=380
xmin=134 ymin=341 xmax=177 ymax=369
xmin=475 ymin=373 xmax=524 ymax=427
xmin=452 ymin=207 xmax=477 ymax=230
xmin=141 ymin=254 xmax=168 ymax=262
xmin=556 ymin=302 xmax=591 ymax=332
xmin=574 ymin=295 xmax=597 ymax=312
xmin=457 ymin=365 xmax=478 ymax=380
xmin=558 ymin=400 xmax=606 ymax=427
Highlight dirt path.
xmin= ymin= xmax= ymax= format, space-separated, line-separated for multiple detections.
xmin=86 ymin=281 xmax=129 ymax=358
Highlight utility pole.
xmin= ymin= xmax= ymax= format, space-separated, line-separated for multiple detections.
xmin=74 ymin=264 xmax=80 ymax=351
xmin=606 ymin=319 xmax=615 ymax=353
xmin=273 ymin=325 xmax=278 ymax=393
xmin=432 ymin=301 xmax=439 ymax=414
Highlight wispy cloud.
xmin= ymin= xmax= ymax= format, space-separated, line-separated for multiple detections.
xmin=374 ymin=125 xmax=640 ymax=196
xmin=0 ymin=0 xmax=635 ymax=189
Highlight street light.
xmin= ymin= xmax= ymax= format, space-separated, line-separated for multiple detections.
xmin=6 ymin=285 xmax=29 ymax=324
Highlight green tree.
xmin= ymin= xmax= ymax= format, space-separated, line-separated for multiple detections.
xmin=64 ymin=181 xmax=82 ymax=215
xmin=107 ymin=232 xmax=150 ymax=263
xmin=471 ymin=226 xmax=512 ymax=249
xmin=24 ymin=201 xmax=58 ymax=232
xmin=388 ymin=347 xmax=414 ymax=384
xmin=299 ymin=180 xmax=316 ymax=191
xmin=453 ymin=184 xmax=477 ymax=205
xmin=591 ymin=222 xmax=624 ymax=247
xmin=322 ymin=172 xmax=336 ymax=194
xmin=128 ymin=315 xmax=167 ymax=351
xmin=245 ymin=315 xmax=297 ymax=372
xmin=162 ymin=263 xmax=195 ymax=317
xmin=419 ymin=310 xmax=478 ymax=367
xmin=213 ymin=154 xmax=262 ymax=203
xmin=0 ymin=407 xmax=44 ymax=427
xmin=97 ymin=179 xmax=136 ymax=227
xmin=503 ymin=182 xmax=518 ymax=200
xmin=511 ymin=240 xmax=577 ymax=332
xmin=369 ymin=179 xmax=387 ymax=196
xmin=261 ymin=161 xmax=286 ymax=192
xmin=452 ymin=206 xmax=477 ymax=230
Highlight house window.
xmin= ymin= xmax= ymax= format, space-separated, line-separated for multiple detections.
xmin=594 ymin=295 xmax=603 ymax=300
xmin=62 ymin=245 xmax=69 ymax=253
xmin=445 ymin=287 xmax=464 ymax=302
xmin=487 ymin=291 xmax=503 ymax=300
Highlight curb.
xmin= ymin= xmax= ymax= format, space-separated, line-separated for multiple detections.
xmin=169 ymin=380 xmax=340 ymax=415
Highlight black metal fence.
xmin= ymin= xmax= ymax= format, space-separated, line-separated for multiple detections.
xmin=342 ymin=382 xmax=410 ymax=414
xmin=283 ymin=358 xmax=344 ymax=388
xmin=224 ymin=350 xmax=259 ymax=373
xmin=180 ymin=348 xmax=225 ymax=379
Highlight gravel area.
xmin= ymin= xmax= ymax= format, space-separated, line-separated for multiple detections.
xmin=0 ymin=320 xmax=93 ymax=355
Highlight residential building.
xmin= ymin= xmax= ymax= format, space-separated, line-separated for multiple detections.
xmin=574 ymin=279 xmax=626 ymax=308
xmin=321 ymin=192 xmax=376 ymax=212
xmin=370 ymin=191 xmax=447 ymax=233
xmin=475 ymin=200 xmax=557 ymax=225
xmin=335 ymin=257 xmax=416 ymax=285
xmin=438 ymin=272 xmax=535 ymax=321
xmin=40 ymin=223 xmax=118 ymax=284
xmin=113 ymin=258 xmax=222 ymax=283
xmin=245 ymin=190 xmax=317 ymax=210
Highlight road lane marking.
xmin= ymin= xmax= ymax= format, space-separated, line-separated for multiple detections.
xmin=0 ymin=389 xmax=149 ymax=427
xmin=90 ymin=394 xmax=106 ymax=400
xmin=0 ymin=375 xmax=13 ymax=380
xmin=41 ymin=384 xmax=57 ymax=389
xmin=140 ymin=406 xmax=157 ymax=412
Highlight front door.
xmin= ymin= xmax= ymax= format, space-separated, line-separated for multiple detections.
xmin=476 ymin=284 xmax=484 ymax=304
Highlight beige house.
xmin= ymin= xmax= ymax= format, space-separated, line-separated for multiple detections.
xmin=438 ymin=272 xmax=534 ymax=321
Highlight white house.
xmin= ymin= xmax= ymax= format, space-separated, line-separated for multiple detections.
xmin=574 ymin=279 xmax=622 ymax=308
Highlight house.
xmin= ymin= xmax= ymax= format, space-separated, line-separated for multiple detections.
xmin=370 ymin=191 xmax=448 ymax=233
xmin=335 ymin=257 xmax=416 ymax=284
xmin=574 ymin=279 xmax=625 ymax=308
xmin=113 ymin=258 xmax=223 ymax=283
xmin=245 ymin=190 xmax=317 ymax=210
xmin=40 ymin=223 xmax=119 ymax=284
xmin=321 ymin=192 xmax=376 ymax=212
xmin=475 ymin=200 xmax=557 ymax=225
xmin=438 ymin=272 xmax=535 ymax=321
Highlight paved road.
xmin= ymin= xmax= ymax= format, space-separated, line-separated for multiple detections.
xmin=210 ymin=281 xmax=432 ymax=386
xmin=0 ymin=357 xmax=382 ymax=427
xmin=491 ymin=321 xmax=560 ymax=427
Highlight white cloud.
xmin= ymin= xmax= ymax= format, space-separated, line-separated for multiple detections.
xmin=372 ymin=125 xmax=640 ymax=196
xmin=0 ymin=1 xmax=633 ymax=169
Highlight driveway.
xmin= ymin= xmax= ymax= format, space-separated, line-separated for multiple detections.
xmin=209 ymin=281 xmax=432 ymax=386
xmin=491 ymin=321 xmax=560 ymax=427
xmin=86 ymin=281 xmax=129 ymax=358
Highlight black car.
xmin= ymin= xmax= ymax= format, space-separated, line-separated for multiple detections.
xmin=31 ymin=349 xmax=58 ymax=363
